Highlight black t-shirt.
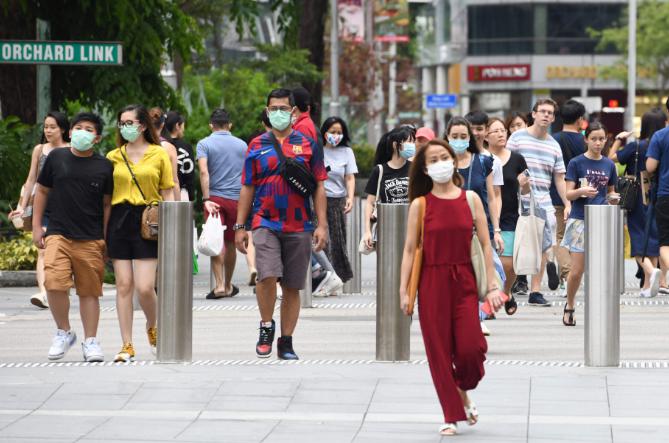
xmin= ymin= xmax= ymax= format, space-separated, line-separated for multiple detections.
xmin=365 ymin=161 xmax=411 ymax=203
xmin=500 ymin=151 xmax=528 ymax=232
xmin=550 ymin=131 xmax=586 ymax=205
xmin=37 ymin=148 xmax=114 ymax=240
xmin=172 ymin=137 xmax=195 ymax=200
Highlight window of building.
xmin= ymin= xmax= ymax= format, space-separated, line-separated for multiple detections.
xmin=468 ymin=4 xmax=534 ymax=55
xmin=546 ymin=4 xmax=623 ymax=54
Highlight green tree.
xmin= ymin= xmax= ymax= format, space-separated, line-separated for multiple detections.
xmin=590 ymin=0 xmax=669 ymax=105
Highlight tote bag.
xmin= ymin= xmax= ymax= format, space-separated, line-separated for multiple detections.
xmin=513 ymin=189 xmax=544 ymax=276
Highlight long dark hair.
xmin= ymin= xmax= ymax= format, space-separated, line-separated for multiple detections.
xmin=165 ymin=111 xmax=185 ymax=137
xmin=409 ymin=139 xmax=463 ymax=201
xmin=640 ymin=109 xmax=666 ymax=141
xmin=320 ymin=116 xmax=351 ymax=147
xmin=116 ymin=104 xmax=160 ymax=146
xmin=374 ymin=126 xmax=415 ymax=165
xmin=41 ymin=111 xmax=70 ymax=144
xmin=445 ymin=117 xmax=478 ymax=154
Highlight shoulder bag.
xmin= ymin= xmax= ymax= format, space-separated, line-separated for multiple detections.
xmin=405 ymin=196 xmax=426 ymax=315
xmin=21 ymin=144 xmax=44 ymax=232
xmin=269 ymin=134 xmax=316 ymax=198
xmin=513 ymin=187 xmax=544 ymax=276
xmin=120 ymin=147 xmax=159 ymax=241
xmin=465 ymin=190 xmax=499 ymax=302
xmin=359 ymin=164 xmax=384 ymax=255
xmin=616 ymin=142 xmax=641 ymax=211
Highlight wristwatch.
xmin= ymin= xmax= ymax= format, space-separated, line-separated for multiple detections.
xmin=232 ymin=223 xmax=246 ymax=231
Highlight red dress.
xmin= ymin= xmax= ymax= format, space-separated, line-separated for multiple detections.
xmin=418 ymin=191 xmax=488 ymax=423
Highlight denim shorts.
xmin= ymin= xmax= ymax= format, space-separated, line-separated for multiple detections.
xmin=560 ymin=219 xmax=585 ymax=253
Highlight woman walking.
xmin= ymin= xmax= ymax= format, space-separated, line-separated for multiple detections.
xmin=9 ymin=111 xmax=70 ymax=309
xmin=400 ymin=139 xmax=502 ymax=436
xmin=609 ymin=110 xmax=666 ymax=296
xmin=486 ymin=117 xmax=530 ymax=314
xmin=149 ymin=107 xmax=181 ymax=201
xmin=107 ymin=104 xmax=174 ymax=361
xmin=320 ymin=117 xmax=358 ymax=282
xmin=166 ymin=111 xmax=196 ymax=202
xmin=562 ymin=123 xmax=619 ymax=326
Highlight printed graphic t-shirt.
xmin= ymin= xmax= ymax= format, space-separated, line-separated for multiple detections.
xmin=364 ymin=161 xmax=411 ymax=203
xmin=565 ymin=154 xmax=617 ymax=220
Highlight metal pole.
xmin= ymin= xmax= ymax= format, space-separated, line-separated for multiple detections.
xmin=388 ymin=41 xmax=397 ymax=128
xmin=300 ymin=261 xmax=312 ymax=308
xmin=584 ymin=205 xmax=621 ymax=367
xmin=422 ymin=67 xmax=435 ymax=130
xmin=435 ymin=0 xmax=447 ymax=136
xmin=376 ymin=203 xmax=411 ymax=361
xmin=619 ymin=208 xmax=625 ymax=295
xmin=157 ymin=201 xmax=194 ymax=363
xmin=329 ymin=0 xmax=340 ymax=117
xmin=344 ymin=196 xmax=362 ymax=294
xmin=35 ymin=19 xmax=51 ymax=123
xmin=365 ymin=0 xmax=379 ymax=146
xmin=626 ymin=0 xmax=637 ymax=131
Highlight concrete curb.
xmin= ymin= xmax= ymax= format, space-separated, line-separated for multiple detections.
xmin=0 ymin=270 xmax=37 ymax=287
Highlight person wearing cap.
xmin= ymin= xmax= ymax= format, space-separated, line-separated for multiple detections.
xmin=416 ymin=127 xmax=436 ymax=152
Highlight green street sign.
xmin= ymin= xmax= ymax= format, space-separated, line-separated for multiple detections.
xmin=0 ymin=40 xmax=122 ymax=65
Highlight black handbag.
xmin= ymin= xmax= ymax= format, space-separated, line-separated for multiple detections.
xmin=269 ymin=134 xmax=317 ymax=197
xmin=616 ymin=142 xmax=640 ymax=211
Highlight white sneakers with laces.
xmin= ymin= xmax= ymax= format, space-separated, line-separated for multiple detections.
xmin=314 ymin=271 xmax=344 ymax=297
xmin=82 ymin=337 xmax=104 ymax=362
xmin=48 ymin=329 xmax=77 ymax=360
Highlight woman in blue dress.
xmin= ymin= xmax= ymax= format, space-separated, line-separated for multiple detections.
xmin=609 ymin=110 xmax=666 ymax=297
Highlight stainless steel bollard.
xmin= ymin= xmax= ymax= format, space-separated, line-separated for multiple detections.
xmin=619 ymin=208 xmax=625 ymax=294
xmin=344 ymin=196 xmax=362 ymax=294
xmin=584 ymin=205 xmax=622 ymax=367
xmin=300 ymin=261 xmax=312 ymax=308
xmin=376 ymin=203 xmax=411 ymax=361
xmin=157 ymin=201 xmax=194 ymax=363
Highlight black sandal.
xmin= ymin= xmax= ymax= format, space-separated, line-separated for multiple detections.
xmin=504 ymin=295 xmax=518 ymax=316
xmin=562 ymin=305 xmax=576 ymax=326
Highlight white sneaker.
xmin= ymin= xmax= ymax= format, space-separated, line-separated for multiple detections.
xmin=313 ymin=271 xmax=333 ymax=297
xmin=480 ymin=322 xmax=491 ymax=336
xmin=324 ymin=273 xmax=344 ymax=296
xmin=649 ymin=269 xmax=661 ymax=298
xmin=82 ymin=337 xmax=104 ymax=362
xmin=30 ymin=293 xmax=49 ymax=309
xmin=276 ymin=283 xmax=283 ymax=301
xmin=48 ymin=329 xmax=76 ymax=360
xmin=640 ymin=288 xmax=652 ymax=298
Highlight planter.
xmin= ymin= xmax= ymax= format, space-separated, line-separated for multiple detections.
xmin=0 ymin=270 xmax=37 ymax=287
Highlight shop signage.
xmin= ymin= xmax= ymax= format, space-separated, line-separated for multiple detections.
xmin=0 ymin=41 xmax=123 ymax=65
xmin=467 ymin=64 xmax=531 ymax=82
xmin=546 ymin=66 xmax=597 ymax=79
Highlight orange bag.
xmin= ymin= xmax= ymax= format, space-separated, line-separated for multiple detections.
xmin=406 ymin=196 xmax=426 ymax=315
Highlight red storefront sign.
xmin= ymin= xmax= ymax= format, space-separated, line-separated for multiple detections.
xmin=467 ymin=64 xmax=531 ymax=82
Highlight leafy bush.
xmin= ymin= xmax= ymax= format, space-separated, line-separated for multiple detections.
xmin=352 ymin=143 xmax=376 ymax=178
xmin=0 ymin=233 xmax=38 ymax=271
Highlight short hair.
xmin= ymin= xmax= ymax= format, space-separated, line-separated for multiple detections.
xmin=292 ymin=86 xmax=312 ymax=113
xmin=560 ymin=100 xmax=586 ymax=124
xmin=42 ymin=111 xmax=70 ymax=143
xmin=532 ymin=98 xmax=559 ymax=113
xmin=267 ymin=88 xmax=295 ymax=107
xmin=70 ymin=112 xmax=104 ymax=136
xmin=210 ymin=108 xmax=231 ymax=128
xmin=320 ymin=116 xmax=351 ymax=147
xmin=464 ymin=110 xmax=488 ymax=126
xmin=640 ymin=109 xmax=667 ymax=141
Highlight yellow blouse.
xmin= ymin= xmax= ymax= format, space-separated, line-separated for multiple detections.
xmin=107 ymin=144 xmax=174 ymax=206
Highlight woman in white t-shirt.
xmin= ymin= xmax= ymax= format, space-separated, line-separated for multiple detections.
xmin=321 ymin=117 xmax=358 ymax=282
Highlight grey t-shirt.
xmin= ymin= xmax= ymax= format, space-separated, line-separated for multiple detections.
xmin=196 ymin=131 xmax=247 ymax=200
xmin=324 ymin=146 xmax=358 ymax=198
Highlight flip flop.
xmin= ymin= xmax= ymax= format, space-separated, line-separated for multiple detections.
xmin=206 ymin=285 xmax=239 ymax=300
xmin=504 ymin=295 xmax=518 ymax=316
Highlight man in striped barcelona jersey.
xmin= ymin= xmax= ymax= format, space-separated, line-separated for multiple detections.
xmin=506 ymin=98 xmax=571 ymax=307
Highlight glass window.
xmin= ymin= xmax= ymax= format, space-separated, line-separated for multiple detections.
xmin=468 ymin=5 xmax=534 ymax=55
xmin=546 ymin=4 xmax=623 ymax=54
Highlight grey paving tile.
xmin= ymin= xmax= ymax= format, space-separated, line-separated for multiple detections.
xmin=0 ymin=383 xmax=62 ymax=407
xmin=285 ymin=401 xmax=369 ymax=414
xmin=41 ymin=394 xmax=130 ymax=410
xmin=264 ymin=421 xmax=359 ymax=443
xmin=367 ymin=400 xmax=441 ymax=414
xmin=176 ymin=419 xmax=278 ymax=442
xmin=0 ymin=438 xmax=75 ymax=443
xmin=531 ymin=386 xmax=608 ymax=403
xmin=123 ymin=401 xmax=208 ymax=411
xmin=531 ymin=375 xmax=607 ymax=389
xmin=56 ymin=381 xmax=141 ymax=396
xmin=85 ymin=417 xmax=192 ymax=440
xmin=528 ymin=424 xmax=612 ymax=442
xmin=1 ymin=415 xmax=108 ymax=439
xmin=216 ymin=380 xmax=300 ymax=397
xmin=612 ymin=425 xmax=667 ymax=443
xmin=292 ymin=388 xmax=373 ymax=405
xmin=530 ymin=399 xmax=611 ymax=416
xmin=131 ymin=387 xmax=218 ymax=403
xmin=205 ymin=395 xmax=291 ymax=412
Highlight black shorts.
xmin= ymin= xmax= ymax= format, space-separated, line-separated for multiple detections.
xmin=107 ymin=204 xmax=158 ymax=260
xmin=655 ymin=196 xmax=669 ymax=247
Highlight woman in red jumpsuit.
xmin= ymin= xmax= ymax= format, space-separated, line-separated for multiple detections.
xmin=400 ymin=139 xmax=503 ymax=436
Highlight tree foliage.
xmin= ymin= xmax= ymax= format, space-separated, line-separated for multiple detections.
xmin=590 ymin=0 xmax=669 ymax=103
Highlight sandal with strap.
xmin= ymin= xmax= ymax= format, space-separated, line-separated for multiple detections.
xmin=439 ymin=423 xmax=457 ymax=436
xmin=504 ymin=295 xmax=518 ymax=316
xmin=563 ymin=305 xmax=576 ymax=326
xmin=465 ymin=401 xmax=479 ymax=426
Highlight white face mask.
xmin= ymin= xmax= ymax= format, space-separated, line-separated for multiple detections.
xmin=426 ymin=160 xmax=455 ymax=184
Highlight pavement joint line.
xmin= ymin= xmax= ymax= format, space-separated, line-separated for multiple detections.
xmin=1 ymin=359 xmax=668 ymax=369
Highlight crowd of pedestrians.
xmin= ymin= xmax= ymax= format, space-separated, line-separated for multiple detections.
xmin=9 ymin=90 xmax=669 ymax=437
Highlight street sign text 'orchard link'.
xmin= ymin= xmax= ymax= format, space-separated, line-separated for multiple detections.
xmin=0 ymin=41 xmax=123 ymax=65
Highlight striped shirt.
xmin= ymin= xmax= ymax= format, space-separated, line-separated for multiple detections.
xmin=506 ymin=129 xmax=565 ymax=210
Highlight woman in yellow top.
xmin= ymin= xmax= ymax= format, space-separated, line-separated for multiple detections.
xmin=106 ymin=104 xmax=174 ymax=362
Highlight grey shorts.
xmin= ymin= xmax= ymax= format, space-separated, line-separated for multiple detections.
xmin=252 ymin=227 xmax=312 ymax=289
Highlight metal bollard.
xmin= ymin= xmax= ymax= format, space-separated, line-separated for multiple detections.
xmin=344 ymin=196 xmax=362 ymax=294
xmin=376 ymin=203 xmax=411 ymax=361
xmin=584 ymin=205 xmax=622 ymax=367
xmin=300 ymin=261 xmax=312 ymax=308
xmin=157 ymin=201 xmax=194 ymax=363
xmin=618 ymin=208 xmax=625 ymax=294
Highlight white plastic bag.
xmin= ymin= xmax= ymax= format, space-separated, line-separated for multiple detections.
xmin=197 ymin=213 xmax=225 ymax=256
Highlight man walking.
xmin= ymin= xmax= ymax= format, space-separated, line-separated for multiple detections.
xmin=549 ymin=99 xmax=587 ymax=292
xmin=32 ymin=112 xmax=113 ymax=362
xmin=235 ymin=88 xmax=328 ymax=360
xmin=507 ymin=99 xmax=570 ymax=306
xmin=197 ymin=108 xmax=247 ymax=298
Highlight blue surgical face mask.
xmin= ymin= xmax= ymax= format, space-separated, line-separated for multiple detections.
xmin=70 ymin=129 xmax=96 ymax=152
xmin=400 ymin=142 xmax=416 ymax=159
xmin=449 ymin=139 xmax=470 ymax=154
